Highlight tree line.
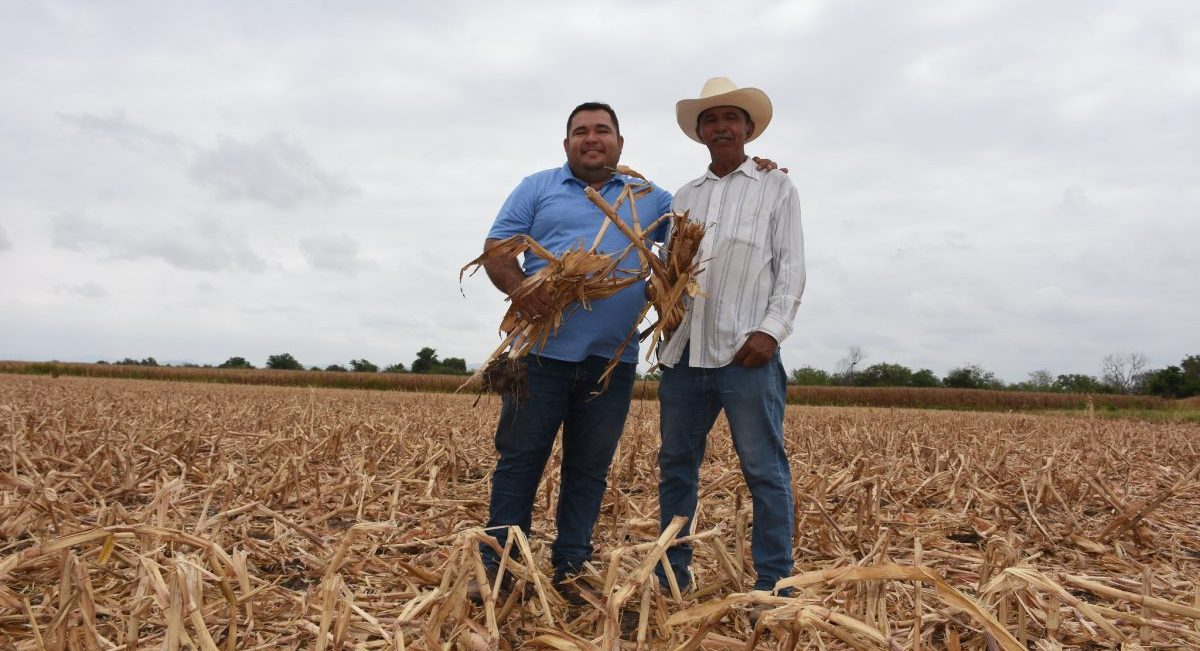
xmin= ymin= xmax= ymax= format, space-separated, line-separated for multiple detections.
xmin=785 ymin=348 xmax=1200 ymax=399
xmin=98 ymin=347 xmax=471 ymax=376
xmin=95 ymin=348 xmax=1200 ymax=398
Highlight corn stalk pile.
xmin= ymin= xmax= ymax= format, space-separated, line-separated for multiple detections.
xmin=581 ymin=185 xmax=705 ymax=372
xmin=460 ymin=166 xmax=705 ymax=397
xmin=3 ymin=374 xmax=1200 ymax=649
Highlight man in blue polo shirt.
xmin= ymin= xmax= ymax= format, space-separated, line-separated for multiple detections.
xmin=475 ymin=102 xmax=669 ymax=603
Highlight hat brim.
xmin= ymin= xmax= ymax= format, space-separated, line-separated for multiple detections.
xmin=676 ymin=87 xmax=773 ymax=144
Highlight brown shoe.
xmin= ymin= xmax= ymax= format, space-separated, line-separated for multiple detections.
xmin=658 ymin=567 xmax=695 ymax=599
xmin=467 ymin=566 xmax=508 ymax=605
xmin=553 ymin=571 xmax=599 ymax=607
xmin=748 ymin=603 xmax=771 ymax=628
xmin=748 ymin=585 xmax=794 ymax=627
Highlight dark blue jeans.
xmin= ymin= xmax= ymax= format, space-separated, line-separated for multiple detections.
xmin=657 ymin=347 xmax=794 ymax=592
xmin=481 ymin=354 xmax=636 ymax=576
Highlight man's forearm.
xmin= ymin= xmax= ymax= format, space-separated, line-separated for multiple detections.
xmin=481 ymin=239 xmax=526 ymax=296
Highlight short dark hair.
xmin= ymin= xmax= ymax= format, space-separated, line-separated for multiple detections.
xmin=567 ymin=102 xmax=620 ymax=136
xmin=695 ymin=106 xmax=753 ymax=133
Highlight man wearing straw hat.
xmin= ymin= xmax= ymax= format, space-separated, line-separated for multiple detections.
xmin=655 ymin=78 xmax=806 ymax=609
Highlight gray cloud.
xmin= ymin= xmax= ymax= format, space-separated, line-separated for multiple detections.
xmin=4 ymin=2 xmax=1197 ymax=378
xmin=58 ymin=111 xmax=184 ymax=154
xmin=0 ymin=224 xmax=10 ymax=251
xmin=51 ymin=212 xmax=265 ymax=272
xmin=298 ymin=233 xmax=377 ymax=275
xmin=55 ymin=282 xmax=108 ymax=298
xmin=189 ymin=134 xmax=359 ymax=210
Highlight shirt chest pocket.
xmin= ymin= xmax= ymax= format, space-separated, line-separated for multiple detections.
xmin=723 ymin=196 xmax=771 ymax=253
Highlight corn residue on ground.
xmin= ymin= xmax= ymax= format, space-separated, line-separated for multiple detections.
xmin=1 ymin=375 xmax=1198 ymax=649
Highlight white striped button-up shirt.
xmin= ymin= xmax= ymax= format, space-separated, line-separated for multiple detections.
xmin=658 ymin=157 xmax=806 ymax=368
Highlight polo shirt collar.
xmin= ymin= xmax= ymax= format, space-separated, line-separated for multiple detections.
xmin=559 ymin=162 xmax=629 ymax=189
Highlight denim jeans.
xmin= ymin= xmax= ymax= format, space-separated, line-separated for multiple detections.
xmin=481 ymin=354 xmax=636 ymax=576
xmin=657 ymin=346 xmax=794 ymax=592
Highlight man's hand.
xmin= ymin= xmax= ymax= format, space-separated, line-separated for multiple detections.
xmin=513 ymin=285 xmax=553 ymax=322
xmin=481 ymin=237 xmax=554 ymax=321
xmin=751 ymin=156 xmax=789 ymax=174
xmin=731 ymin=332 xmax=777 ymax=368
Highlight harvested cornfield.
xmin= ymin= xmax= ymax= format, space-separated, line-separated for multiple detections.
xmin=1 ymin=375 xmax=1198 ymax=649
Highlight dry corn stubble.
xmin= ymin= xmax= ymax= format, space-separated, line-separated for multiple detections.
xmin=2 ymin=374 xmax=1200 ymax=649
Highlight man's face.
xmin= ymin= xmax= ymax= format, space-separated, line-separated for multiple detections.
xmin=697 ymin=105 xmax=755 ymax=152
xmin=564 ymin=110 xmax=623 ymax=176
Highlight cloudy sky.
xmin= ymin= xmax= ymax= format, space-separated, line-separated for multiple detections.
xmin=2 ymin=1 xmax=1197 ymax=382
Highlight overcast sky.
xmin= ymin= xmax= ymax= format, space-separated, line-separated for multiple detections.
xmin=2 ymin=1 xmax=1197 ymax=381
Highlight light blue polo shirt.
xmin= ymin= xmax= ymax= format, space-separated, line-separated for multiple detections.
xmin=488 ymin=163 xmax=673 ymax=363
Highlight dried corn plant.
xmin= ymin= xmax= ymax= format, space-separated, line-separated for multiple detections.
xmin=458 ymin=164 xmax=696 ymax=398
xmin=459 ymin=234 xmax=642 ymax=399
xmin=3 ymin=374 xmax=1200 ymax=650
xmin=582 ymin=180 xmax=706 ymax=373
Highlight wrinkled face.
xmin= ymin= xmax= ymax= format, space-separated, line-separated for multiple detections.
xmin=564 ymin=109 xmax=623 ymax=176
xmin=696 ymin=105 xmax=755 ymax=152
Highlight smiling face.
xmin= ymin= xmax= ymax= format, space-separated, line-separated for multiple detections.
xmin=564 ymin=109 xmax=623 ymax=183
xmin=696 ymin=105 xmax=755 ymax=155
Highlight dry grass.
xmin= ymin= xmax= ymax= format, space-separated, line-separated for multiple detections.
xmin=2 ymin=374 xmax=1199 ymax=649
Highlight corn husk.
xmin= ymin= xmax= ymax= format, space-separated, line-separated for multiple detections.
xmin=461 ymin=166 xmax=672 ymax=398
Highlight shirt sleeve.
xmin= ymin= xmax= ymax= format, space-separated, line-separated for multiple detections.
xmin=487 ymin=176 xmax=537 ymax=241
xmin=756 ymin=175 xmax=806 ymax=343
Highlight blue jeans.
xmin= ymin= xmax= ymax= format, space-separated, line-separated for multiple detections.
xmin=481 ymin=354 xmax=636 ymax=576
xmin=657 ymin=346 xmax=794 ymax=591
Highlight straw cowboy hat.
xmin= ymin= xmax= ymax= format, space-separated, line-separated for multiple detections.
xmin=676 ymin=77 xmax=773 ymax=144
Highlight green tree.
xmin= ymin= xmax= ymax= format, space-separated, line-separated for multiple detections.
xmin=218 ymin=356 xmax=255 ymax=369
xmin=412 ymin=347 xmax=439 ymax=374
xmin=266 ymin=353 xmax=303 ymax=371
xmin=1144 ymin=355 xmax=1200 ymax=398
xmin=409 ymin=348 xmax=471 ymax=375
xmin=1015 ymin=369 xmax=1055 ymax=392
xmin=383 ymin=362 xmax=407 ymax=373
xmin=854 ymin=363 xmax=914 ymax=387
xmin=349 ymin=358 xmax=379 ymax=373
xmin=1053 ymin=373 xmax=1108 ymax=393
xmin=325 ymin=364 xmax=348 ymax=372
xmin=789 ymin=366 xmax=832 ymax=385
xmin=943 ymin=364 xmax=1003 ymax=390
xmin=1145 ymin=366 xmax=1186 ymax=398
xmin=911 ymin=369 xmax=941 ymax=387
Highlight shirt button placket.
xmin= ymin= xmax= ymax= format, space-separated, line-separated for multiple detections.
xmin=699 ymin=180 xmax=725 ymax=367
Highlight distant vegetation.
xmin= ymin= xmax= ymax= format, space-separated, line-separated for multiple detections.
xmin=95 ymin=348 xmax=472 ymax=377
xmin=0 ymin=361 xmax=1184 ymax=415
xmin=4 ymin=347 xmax=1195 ymax=414
xmin=786 ymin=348 xmax=1199 ymax=399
